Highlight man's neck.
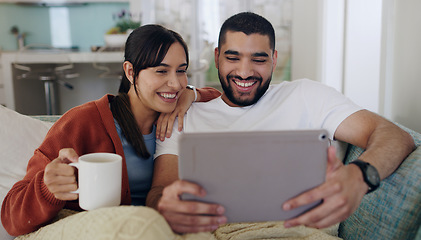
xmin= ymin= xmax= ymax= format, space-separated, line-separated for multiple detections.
xmin=221 ymin=93 xmax=242 ymax=107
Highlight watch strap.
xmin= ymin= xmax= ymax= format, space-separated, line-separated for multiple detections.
xmin=349 ymin=159 xmax=380 ymax=194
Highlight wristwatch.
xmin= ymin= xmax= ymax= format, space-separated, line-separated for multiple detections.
xmin=349 ymin=159 xmax=380 ymax=194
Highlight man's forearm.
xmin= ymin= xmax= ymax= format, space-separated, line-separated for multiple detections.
xmin=357 ymin=120 xmax=415 ymax=180
xmin=335 ymin=110 xmax=416 ymax=180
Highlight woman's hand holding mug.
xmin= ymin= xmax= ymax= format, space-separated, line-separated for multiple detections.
xmin=44 ymin=148 xmax=79 ymax=201
xmin=44 ymin=149 xmax=123 ymax=210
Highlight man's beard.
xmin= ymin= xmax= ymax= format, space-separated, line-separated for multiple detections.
xmin=219 ymin=73 xmax=271 ymax=107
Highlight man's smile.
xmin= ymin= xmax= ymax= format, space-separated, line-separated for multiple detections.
xmin=234 ymin=80 xmax=256 ymax=88
xmin=228 ymin=75 xmax=262 ymax=92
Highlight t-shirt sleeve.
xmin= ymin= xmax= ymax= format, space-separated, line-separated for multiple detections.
xmin=154 ymin=118 xmax=182 ymax=159
xmin=301 ymin=79 xmax=363 ymax=139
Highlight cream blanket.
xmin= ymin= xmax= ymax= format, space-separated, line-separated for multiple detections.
xmin=16 ymin=206 xmax=341 ymax=240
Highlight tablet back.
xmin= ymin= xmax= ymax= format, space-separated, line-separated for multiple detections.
xmin=179 ymin=129 xmax=328 ymax=223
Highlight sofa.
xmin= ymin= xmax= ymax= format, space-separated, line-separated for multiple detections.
xmin=0 ymin=104 xmax=420 ymax=240
xmin=339 ymin=124 xmax=421 ymax=240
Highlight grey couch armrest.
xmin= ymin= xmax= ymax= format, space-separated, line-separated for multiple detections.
xmin=339 ymin=125 xmax=421 ymax=240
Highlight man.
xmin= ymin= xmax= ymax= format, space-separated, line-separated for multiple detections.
xmin=146 ymin=12 xmax=415 ymax=233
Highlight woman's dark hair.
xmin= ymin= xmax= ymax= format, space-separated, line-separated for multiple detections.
xmin=111 ymin=24 xmax=189 ymax=158
xmin=218 ymin=12 xmax=275 ymax=52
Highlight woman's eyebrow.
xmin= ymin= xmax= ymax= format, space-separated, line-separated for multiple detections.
xmin=157 ymin=63 xmax=188 ymax=67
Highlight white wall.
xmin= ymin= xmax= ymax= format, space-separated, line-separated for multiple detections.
xmin=291 ymin=0 xmax=322 ymax=82
xmin=389 ymin=0 xmax=421 ymax=132
xmin=291 ymin=0 xmax=346 ymax=94
xmin=320 ymin=0 xmax=345 ymax=92
xmin=343 ymin=0 xmax=383 ymax=113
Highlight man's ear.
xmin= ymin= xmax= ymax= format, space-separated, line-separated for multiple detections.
xmin=123 ymin=61 xmax=134 ymax=84
xmin=272 ymin=50 xmax=278 ymax=72
xmin=214 ymin=47 xmax=219 ymax=69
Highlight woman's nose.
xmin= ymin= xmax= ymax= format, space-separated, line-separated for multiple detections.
xmin=167 ymin=73 xmax=183 ymax=90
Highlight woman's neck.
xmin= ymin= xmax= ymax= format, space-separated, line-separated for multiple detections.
xmin=129 ymin=97 xmax=159 ymax=135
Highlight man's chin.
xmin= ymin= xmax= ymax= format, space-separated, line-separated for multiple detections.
xmin=227 ymin=94 xmax=259 ymax=107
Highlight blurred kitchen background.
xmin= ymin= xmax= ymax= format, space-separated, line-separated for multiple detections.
xmin=0 ymin=0 xmax=420 ymax=133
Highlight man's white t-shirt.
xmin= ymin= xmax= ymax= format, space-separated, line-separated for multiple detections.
xmin=155 ymin=79 xmax=362 ymax=158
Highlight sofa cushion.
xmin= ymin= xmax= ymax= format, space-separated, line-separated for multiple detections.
xmin=339 ymin=125 xmax=421 ymax=240
xmin=0 ymin=105 xmax=54 ymax=238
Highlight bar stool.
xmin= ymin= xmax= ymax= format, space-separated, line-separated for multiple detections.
xmin=15 ymin=66 xmax=77 ymax=115
xmin=14 ymin=45 xmax=78 ymax=115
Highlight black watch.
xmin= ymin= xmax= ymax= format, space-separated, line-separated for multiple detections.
xmin=349 ymin=159 xmax=380 ymax=194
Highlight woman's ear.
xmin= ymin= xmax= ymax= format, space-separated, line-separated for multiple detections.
xmin=123 ymin=61 xmax=134 ymax=84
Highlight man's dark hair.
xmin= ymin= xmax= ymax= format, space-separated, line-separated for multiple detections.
xmin=218 ymin=12 xmax=275 ymax=52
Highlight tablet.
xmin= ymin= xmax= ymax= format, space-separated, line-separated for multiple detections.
xmin=178 ymin=129 xmax=328 ymax=223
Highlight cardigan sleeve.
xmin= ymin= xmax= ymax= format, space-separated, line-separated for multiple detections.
xmin=196 ymin=87 xmax=222 ymax=102
xmin=1 ymin=98 xmax=117 ymax=236
xmin=1 ymin=150 xmax=68 ymax=236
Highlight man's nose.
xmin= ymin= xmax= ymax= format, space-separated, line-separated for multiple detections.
xmin=236 ymin=60 xmax=254 ymax=79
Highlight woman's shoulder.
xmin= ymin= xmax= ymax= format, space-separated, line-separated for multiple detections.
xmin=61 ymin=101 xmax=97 ymax=122
xmin=37 ymin=95 xmax=115 ymax=159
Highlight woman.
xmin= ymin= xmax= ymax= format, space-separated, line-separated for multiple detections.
xmin=1 ymin=24 xmax=220 ymax=236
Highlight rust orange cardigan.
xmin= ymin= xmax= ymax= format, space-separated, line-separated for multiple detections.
xmin=1 ymin=88 xmax=221 ymax=236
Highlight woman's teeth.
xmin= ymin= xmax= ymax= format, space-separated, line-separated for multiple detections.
xmin=160 ymin=93 xmax=176 ymax=99
xmin=235 ymin=80 xmax=255 ymax=87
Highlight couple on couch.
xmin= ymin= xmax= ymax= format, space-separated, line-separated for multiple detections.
xmin=1 ymin=12 xmax=416 ymax=239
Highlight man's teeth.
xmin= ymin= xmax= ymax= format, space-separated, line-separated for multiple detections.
xmin=235 ymin=80 xmax=255 ymax=87
xmin=160 ymin=93 xmax=176 ymax=99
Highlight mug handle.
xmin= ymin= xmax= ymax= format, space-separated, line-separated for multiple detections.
xmin=69 ymin=162 xmax=80 ymax=194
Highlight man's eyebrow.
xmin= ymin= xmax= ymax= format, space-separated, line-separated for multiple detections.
xmin=224 ymin=50 xmax=239 ymax=55
xmin=223 ymin=50 xmax=269 ymax=58
xmin=252 ymin=52 xmax=269 ymax=57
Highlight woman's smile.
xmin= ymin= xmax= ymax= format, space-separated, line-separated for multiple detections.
xmin=157 ymin=91 xmax=179 ymax=103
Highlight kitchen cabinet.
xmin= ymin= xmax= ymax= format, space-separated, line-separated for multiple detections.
xmin=0 ymin=0 xmax=127 ymax=3
xmin=1 ymin=51 xmax=124 ymax=114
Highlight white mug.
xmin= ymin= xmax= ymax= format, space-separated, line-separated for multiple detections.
xmin=69 ymin=153 xmax=122 ymax=210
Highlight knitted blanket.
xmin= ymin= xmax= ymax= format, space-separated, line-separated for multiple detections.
xmin=16 ymin=206 xmax=340 ymax=240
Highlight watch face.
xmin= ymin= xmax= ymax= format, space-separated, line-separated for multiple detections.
xmin=366 ymin=165 xmax=380 ymax=186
